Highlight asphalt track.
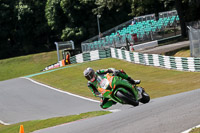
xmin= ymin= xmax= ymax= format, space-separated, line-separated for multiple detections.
xmin=0 ymin=77 xmax=200 ymax=133
xmin=0 ymin=77 xmax=102 ymax=124
xmin=33 ymin=88 xmax=200 ymax=133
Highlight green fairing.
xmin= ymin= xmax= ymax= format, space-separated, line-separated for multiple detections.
xmin=108 ymin=76 xmax=139 ymax=102
xmin=89 ymin=69 xmax=138 ymax=97
xmin=91 ymin=73 xmax=139 ymax=104
xmin=117 ymin=71 xmax=129 ymax=79
xmin=87 ymin=67 xmax=142 ymax=109
xmin=102 ymin=100 xmax=113 ymax=109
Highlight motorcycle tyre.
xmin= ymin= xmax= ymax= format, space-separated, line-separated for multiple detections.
xmin=116 ymin=91 xmax=139 ymax=106
xmin=140 ymin=89 xmax=150 ymax=104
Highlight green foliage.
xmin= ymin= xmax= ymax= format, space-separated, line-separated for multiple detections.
xmin=45 ymin=0 xmax=97 ymax=45
xmin=0 ymin=0 xmax=18 ymax=58
xmin=61 ymin=27 xmax=85 ymax=40
xmin=94 ymin=0 xmax=129 ymax=12
xmin=0 ymin=0 xmax=52 ymax=59
xmin=45 ymin=0 xmax=66 ymax=31
xmin=93 ymin=0 xmax=132 ymax=33
xmin=0 ymin=0 xmax=200 ymax=59
xmin=184 ymin=0 xmax=200 ymax=21
xmin=16 ymin=1 xmax=33 ymax=20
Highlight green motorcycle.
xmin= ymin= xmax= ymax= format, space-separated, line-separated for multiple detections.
xmin=97 ymin=73 xmax=150 ymax=106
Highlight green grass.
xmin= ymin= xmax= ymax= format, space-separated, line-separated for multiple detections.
xmin=173 ymin=49 xmax=190 ymax=57
xmin=0 ymin=111 xmax=111 ymax=133
xmin=0 ymin=51 xmax=58 ymax=81
xmin=0 ymin=124 xmax=3 ymax=128
xmin=0 ymin=48 xmax=191 ymax=81
xmin=0 ymin=50 xmax=199 ymax=132
xmin=190 ymin=127 xmax=200 ymax=133
xmin=32 ymin=58 xmax=200 ymax=100
xmin=165 ymin=46 xmax=190 ymax=57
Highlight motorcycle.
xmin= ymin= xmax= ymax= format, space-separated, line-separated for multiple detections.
xmin=96 ymin=73 xmax=150 ymax=106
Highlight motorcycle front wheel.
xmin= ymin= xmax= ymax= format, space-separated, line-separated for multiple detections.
xmin=139 ymin=87 xmax=150 ymax=104
xmin=116 ymin=90 xmax=139 ymax=106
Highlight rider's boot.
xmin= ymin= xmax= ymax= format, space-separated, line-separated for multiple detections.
xmin=127 ymin=77 xmax=136 ymax=85
xmin=134 ymin=80 xmax=141 ymax=84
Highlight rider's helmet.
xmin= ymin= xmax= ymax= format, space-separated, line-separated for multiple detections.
xmin=83 ymin=67 xmax=96 ymax=82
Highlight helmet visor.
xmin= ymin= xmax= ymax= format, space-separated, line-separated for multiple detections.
xmin=85 ymin=70 xmax=95 ymax=81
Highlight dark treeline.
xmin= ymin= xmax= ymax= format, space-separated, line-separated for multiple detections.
xmin=0 ymin=0 xmax=199 ymax=59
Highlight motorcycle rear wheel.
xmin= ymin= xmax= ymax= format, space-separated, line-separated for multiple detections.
xmin=116 ymin=90 xmax=139 ymax=106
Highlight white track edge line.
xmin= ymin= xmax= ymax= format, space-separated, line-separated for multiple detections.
xmin=21 ymin=77 xmax=99 ymax=103
xmin=0 ymin=120 xmax=10 ymax=125
xmin=109 ymin=109 xmax=121 ymax=113
xmin=181 ymin=124 xmax=200 ymax=133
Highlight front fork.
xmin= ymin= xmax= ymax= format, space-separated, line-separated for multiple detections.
xmin=134 ymin=86 xmax=143 ymax=100
xmin=131 ymin=85 xmax=140 ymax=100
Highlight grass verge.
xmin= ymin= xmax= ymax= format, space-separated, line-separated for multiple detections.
xmin=165 ymin=47 xmax=190 ymax=57
xmin=0 ymin=47 xmax=191 ymax=81
xmin=32 ymin=58 xmax=200 ymax=100
xmin=0 ymin=111 xmax=111 ymax=133
xmin=189 ymin=127 xmax=200 ymax=133
xmin=173 ymin=48 xmax=190 ymax=57
xmin=0 ymin=51 xmax=57 ymax=81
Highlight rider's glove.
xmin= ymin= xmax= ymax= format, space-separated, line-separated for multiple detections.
xmin=98 ymin=94 xmax=103 ymax=98
xmin=96 ymin=70 xmax=101 ymax=74
xmin=113 ymin=70 xmax=120 ymax=76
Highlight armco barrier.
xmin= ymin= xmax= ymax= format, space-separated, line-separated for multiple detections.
xmin=110 ymin=48 xmax=200 ymax=72
xmin=70 ymin=49 xmax=111 ymax=64
xmin=69 ymin=48 xmax=200 ymax=72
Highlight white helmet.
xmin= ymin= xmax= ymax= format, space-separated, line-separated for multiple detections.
xmin=83 ymin=67 xmax=96 ymax=82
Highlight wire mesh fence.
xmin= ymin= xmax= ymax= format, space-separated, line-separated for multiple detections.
xmin=188 ymin=26 xmax=200 ymax=57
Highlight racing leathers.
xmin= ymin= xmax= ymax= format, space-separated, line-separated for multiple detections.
xmin=87 ymin=68 xmax=136 ymax=109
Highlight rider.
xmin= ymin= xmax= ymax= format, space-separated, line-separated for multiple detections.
xmin=83 ymin=67 xmax=139 ymax=109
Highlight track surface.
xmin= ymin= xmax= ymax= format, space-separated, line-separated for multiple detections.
xmin=139 ymin=40 xmax=189 ymax=54
xmin=34 ymin=89 xmax=200 ymax=133
xmin=0 ymin=78 xmax=101 ymax=124
xmin=0 ymin=77 xmax=200 ymax=133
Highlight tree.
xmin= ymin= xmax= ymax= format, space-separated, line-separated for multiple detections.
xmin=0 ymin=0 xmax=53 ymax=59
xmin=45 ymin=0 xmax=97 ymax=47
xmin=93 ymin=0 xmax=132 ymax=32
xmin=16 ymin=0 xmax=52 ymax=54
xmin=175 ymin=0 xmax=187 ymax=37
xmin=0 ymin=0 xmax=18 ymax=58
xmin=129 ymin=0 xmax=165 ymax=17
